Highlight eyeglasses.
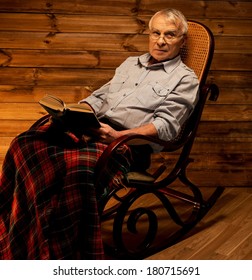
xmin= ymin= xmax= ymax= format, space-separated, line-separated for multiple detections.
xmin=149 ymin=31 xmax=183 ymax=43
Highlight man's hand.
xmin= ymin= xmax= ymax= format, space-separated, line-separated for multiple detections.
xmin=89 ymin=122 xmax=158 ymax=144
xmin=91 ymin=122 xmax=121 ymax=144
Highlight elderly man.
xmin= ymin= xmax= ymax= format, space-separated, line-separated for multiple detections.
xmin=84 ymin=8 xmax=196 ymax=145
xmin=0 ymin=8 xmax=199 ymax=259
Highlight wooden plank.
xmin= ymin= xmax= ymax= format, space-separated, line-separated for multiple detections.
xmin=138 ymin=0 xmax=252 ymax=18
xmin=212 ymin=87 xmax=252 ymax=104
xmin=0 ymin=50 xmax=140 ymax=68
xmin=0 ymin=84 xmax=252 ymax=105
xmin=0 ymin=68 xmax=115 ymax=87
xmin=149 ymin=167 xmax=250 ymax=188
xmin=197 ymin=19 xmax=252 ymax=36
xmin=0 ymin=136 xmax=15 ymax=147
xmin=0 ymin=0 xmax=137 ymax=15
xmin=214 ymin=37 xmax=252 ymax=54
xmin=0 ymin=13 xmax=146 ymax=34
xmin=191 ymin=141 xmax=252 ymax=154
xmin=202 ymin=105 xmax=252 ymax=121
xmin=0 ymin=103 xmax=45 ymax=120
xmin=153 ymin=154 xmax=252 ymax=173
xmin=212 ymin=53 xmax=252 ymax=71
xmin=208 ymin=71 xmax=252 ymax=88
xmin=0 ymin=32 xmax=148 ymax=51
xmin=197 ymin=122 xmax=252 ymax=138
xmin=0 ymin=13 xmax=55 ymax=32
xmin=0 ymin=85 xmax=91 ymax=103
xmin=152 ymin=140 xmax=252 ymax=155
xmin=0 ymin=49 xmax=100 ymax=68
xmin=0 ymin=0 xmax=248 ymax=19
xmin=0 ymin=137 xmax=15 ymax=168
xmin=0 ymin=120 xmax=35 ymax=136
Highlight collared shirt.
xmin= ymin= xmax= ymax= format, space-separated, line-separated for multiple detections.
xmin=81 ymin=53 xmax=199 ymax=142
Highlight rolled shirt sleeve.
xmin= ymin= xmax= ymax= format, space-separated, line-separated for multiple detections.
xmin=152 ymin=71 xmax=199 ymax=141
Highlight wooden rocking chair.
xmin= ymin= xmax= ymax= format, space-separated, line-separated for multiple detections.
xmin=30 ymin=20 xmax=224 ymax=259
xmin=94 ymin=20 xmax=225 ymax=259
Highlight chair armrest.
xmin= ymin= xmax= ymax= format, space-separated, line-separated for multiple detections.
xmin=203 ymin=83 xmax=219 ymax=101
xmin=94 ymin=133 xmax=185 ymax=186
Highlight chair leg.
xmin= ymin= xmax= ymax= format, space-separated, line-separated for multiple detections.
xmin=101 ymin=169 xmax=225 ymax=259
xmin=178 ymin=167 xmax=225 ymax=221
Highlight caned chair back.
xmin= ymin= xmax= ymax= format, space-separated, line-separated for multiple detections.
xmin=164 ymin=20 xmax=216 ymax=148
xmin=180 ymin=20 xmax=214 ymax=86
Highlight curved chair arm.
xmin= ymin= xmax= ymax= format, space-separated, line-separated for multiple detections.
xmin=29 ymin=114 xmax=51 ymax=130
xmin=204 ymin=83 xmax=219 ymax=101
xmin=94 ymin=132 xmax=185 ymax=188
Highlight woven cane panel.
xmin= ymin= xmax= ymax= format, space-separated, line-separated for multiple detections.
xmin=180 ymin=21 xmax=210 ymax=82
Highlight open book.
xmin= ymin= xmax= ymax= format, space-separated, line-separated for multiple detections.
xmin=38 ymin=94 xmax=101 ymax=132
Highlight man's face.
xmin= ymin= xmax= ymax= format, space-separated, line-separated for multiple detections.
xmin=149 ymin=15 xmax=185 ymax=62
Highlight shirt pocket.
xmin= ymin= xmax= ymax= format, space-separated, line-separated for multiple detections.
xmin=136 ymin=82 xmax=170 ymax=110
xmin=109 ymin=73 xmax=129 ymax=93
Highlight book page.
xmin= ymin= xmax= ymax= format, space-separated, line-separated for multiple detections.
xmin=39 ymin=95 xmax=65 ymax=112
xmin=67 ymin=103 xmax=93 ymax=113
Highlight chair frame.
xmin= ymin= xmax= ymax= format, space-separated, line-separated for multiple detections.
xmin=94 ymin=20 xmax=225 ymax=259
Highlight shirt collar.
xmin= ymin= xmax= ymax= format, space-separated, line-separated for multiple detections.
xmin=138 ymin=53 xmax=182 ymax=73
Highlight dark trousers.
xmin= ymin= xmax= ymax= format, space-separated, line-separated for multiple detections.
xmin=100 ymin=118 xmax=153 ymax=171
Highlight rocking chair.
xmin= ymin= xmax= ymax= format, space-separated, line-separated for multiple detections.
xmin=94 ymin=20 xmax=225 ymax=259
xmin=30 ymin=20 xmax=224 ymax=260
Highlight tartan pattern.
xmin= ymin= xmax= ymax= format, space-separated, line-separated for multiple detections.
xmin=0 ymin=124 xmax=131 ymax=259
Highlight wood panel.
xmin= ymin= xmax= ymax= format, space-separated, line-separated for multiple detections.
xmin=0 ymin=13 xmax=146 ymax=34
xmin=0 ymin=0 xmax=251 ymax=188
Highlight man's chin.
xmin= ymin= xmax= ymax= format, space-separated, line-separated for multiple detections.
xmin=153 ymin=55 xmax=170 ymax=62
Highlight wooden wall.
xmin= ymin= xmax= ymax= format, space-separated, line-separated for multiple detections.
xmin=0 ymin=0 xmax=251 ymax=187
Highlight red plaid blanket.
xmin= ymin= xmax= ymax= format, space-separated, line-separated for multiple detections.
xmin=0 ymin=124 xmax=131 ymax=259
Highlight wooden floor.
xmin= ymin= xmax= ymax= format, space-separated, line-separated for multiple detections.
xmin=102 ymin=186 xmax=252 ymax=260
xmin=147 ymin=187 xmax=252 ymax=260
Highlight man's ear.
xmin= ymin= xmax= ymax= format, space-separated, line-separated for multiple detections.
xmin=180 ymin=35 xmax=187 ymax=48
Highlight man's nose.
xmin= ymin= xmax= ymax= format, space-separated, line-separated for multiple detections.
xmin=157 ymin=36 xmax=166 ymax=45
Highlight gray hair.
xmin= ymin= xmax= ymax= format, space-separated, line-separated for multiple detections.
xmin=149 ymin=8 xmax=188 ymax=35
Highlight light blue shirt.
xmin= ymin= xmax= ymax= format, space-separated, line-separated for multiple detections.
xmin=81 ymin=53 xmax=199 ymax=142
